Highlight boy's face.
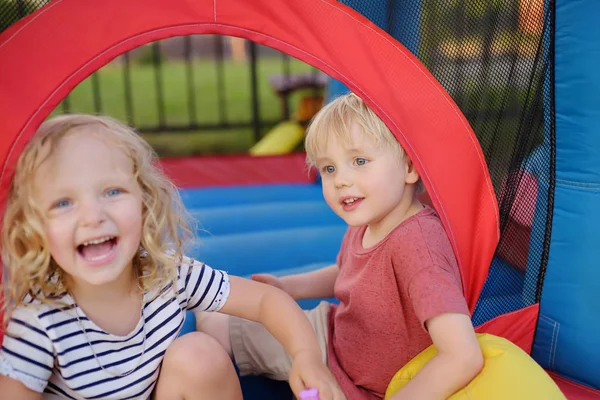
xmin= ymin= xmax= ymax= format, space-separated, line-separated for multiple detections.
xmin=315 ymin=123 xmax=419 ymax=234
xmin=32 ymin=133 xmax=143 ymax=292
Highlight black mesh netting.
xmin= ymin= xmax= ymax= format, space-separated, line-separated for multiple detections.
xmin=338 ymin=0 xmax=555 ymax=325
xmin=0 ymin=0 xmax=49 ymax=32
xmin=0 ymin=1 xmax=555 ymax=325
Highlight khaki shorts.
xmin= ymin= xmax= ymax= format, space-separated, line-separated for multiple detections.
xmin=230 ymin=301 xmax=330 ymax=381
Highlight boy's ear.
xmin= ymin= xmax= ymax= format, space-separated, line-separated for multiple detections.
xmin=404 ymin=159 xmax=420 ymax=184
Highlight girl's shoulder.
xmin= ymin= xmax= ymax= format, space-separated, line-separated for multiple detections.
xmin=10 ymin=292 xmax=74 ymax=327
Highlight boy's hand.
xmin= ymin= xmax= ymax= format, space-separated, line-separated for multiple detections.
xmin=289 ymin=349 xmax=346 ymax=400
xmin=251 ymin=273 xmax=287 ymax=292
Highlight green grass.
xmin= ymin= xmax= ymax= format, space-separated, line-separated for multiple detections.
xmin=52 ymin=57 xmax=320 ymax=156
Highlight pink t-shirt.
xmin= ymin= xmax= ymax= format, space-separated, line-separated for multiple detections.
xmin=327 ymin=206 xmax=469 ymax=399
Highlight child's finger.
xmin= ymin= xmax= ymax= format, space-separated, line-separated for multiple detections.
xmin=333 ymin=387 xmax=347 ymax=400
xmin=251 ymin=273 xmax=272 ymax=283
xmin=315 ymin=384 xmax=333 ymax=400
xmin=288 ymin=373 xmax=306 ymax=398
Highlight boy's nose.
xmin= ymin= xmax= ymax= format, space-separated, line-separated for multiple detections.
xmin=334 ymin=169 xmax=352 ymax=189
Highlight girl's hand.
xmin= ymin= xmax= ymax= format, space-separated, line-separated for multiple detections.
xmin=288 ymin=349 xmax=346 ymax=400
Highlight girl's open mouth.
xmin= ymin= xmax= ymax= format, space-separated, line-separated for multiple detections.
xmin=77 ymin=236 xmax=118 ymax=263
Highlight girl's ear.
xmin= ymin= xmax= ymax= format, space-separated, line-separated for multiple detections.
xmin=404 ymin=158 xmax=420 ymax=185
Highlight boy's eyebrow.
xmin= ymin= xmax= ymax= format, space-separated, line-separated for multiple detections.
xmin=346 ymin=147 xmax=363 ymax=153
xmin=315 ymin=155 xmax=332 ymax=163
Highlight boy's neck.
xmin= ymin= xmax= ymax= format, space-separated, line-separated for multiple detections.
xmin=363 ymin=195 xmax=423 ymax=248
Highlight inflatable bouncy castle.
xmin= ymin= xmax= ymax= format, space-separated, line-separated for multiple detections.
xmin=0 ymin=1 xmax=598 ymax=398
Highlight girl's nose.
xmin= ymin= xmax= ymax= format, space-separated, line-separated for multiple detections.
xmin=78 ymin=199 xmax=107 ymax=227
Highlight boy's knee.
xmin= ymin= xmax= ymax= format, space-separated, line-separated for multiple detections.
xmin=163 ymin=332 xmax=233 ymax=380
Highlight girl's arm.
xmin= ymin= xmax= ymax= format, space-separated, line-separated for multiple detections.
xmin=252 ymin=264 xmax=339 ymax=300
xmin=388 ymin=313 xmax=483 ymax=400
xmin=220 ymin=275 xmax=344 ymax=400
xmin=0 ymin=376 xmax=42 ymax=400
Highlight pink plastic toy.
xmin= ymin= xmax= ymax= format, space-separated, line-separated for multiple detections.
xmin=299 ymin=388 xmax=319 ymax=400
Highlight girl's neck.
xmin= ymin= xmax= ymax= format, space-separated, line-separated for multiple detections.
xmin=67 ymin=267 xmax=144 ymax=336
xmin=68 ymin=267 xmax=139 ymax=306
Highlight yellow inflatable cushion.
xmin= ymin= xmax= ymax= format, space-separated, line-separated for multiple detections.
xmin=385 ymin=333 xmax=565 ymax=399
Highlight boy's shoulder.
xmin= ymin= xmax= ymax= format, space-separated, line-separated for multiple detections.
xmin=387 ymin=206 xmax=448 ymax=246
xmin=385 ymin=206 xmax=457 ymax=272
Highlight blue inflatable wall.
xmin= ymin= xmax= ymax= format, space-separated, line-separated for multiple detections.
xmin=531 ymin=0 xmax=600 ymax=390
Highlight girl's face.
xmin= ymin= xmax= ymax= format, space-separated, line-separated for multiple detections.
xmin=33 ymin=133 xmax=143 ymax=293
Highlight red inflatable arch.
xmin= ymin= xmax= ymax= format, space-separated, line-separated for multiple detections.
xmin=0 ymin=0 xmax=499 ymax=314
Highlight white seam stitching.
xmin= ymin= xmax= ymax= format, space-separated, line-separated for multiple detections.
xmin=556 ymin=178 xmax=600 ymax=186
xmin=549 ymin=320 xmax=557 ymax=368
xmin=315 ymin=0 xmax=499 ymax=232
xmin=1 ymin=17 xmax=499 ymax=270
xmin=556 ymin=179 xmax=600 ymax=189
xmin=539 ymin=314 xmax=553 ymax=323
xmin=0 ymin=0 xmax=499 ymax=242
xmin=552 ymin=321 xmax=560 ymax=369
xmin=548 ymin=321 xmax=554 ymax=366
xmin=0 ymin=0 xmax=64 ymax=51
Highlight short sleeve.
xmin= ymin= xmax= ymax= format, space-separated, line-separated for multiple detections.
xmin=178 ymin=258 xmax=230 ymax=312
xmin=0 ymin=306 xmax=54 ymax=392
xmin=407 ymin=265 xmax=470 ymax=327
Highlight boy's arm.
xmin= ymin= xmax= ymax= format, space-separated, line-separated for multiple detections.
xmin=388 ymin=313 xmax=483 ymax=400
xmin=219 ymin=275 xmax=345 ymax=399
xmin=252 ymin=263 xmax=339 ymax=300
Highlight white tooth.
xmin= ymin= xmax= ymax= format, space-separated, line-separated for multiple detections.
xmin=82 ymin=237 xmax=112 ymax=247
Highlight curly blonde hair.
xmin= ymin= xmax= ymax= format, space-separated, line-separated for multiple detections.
xmin=1 ymin=114 xmax=193 ymax=326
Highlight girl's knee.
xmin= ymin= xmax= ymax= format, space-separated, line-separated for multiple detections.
xmin=155 ymin=332 xmax=242 ymax=399
xmin=163 ymin=332 xmax=234 ymax=380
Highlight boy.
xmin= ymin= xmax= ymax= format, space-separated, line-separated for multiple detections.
xmin=198 ymin=93 xmax=483 ymax=399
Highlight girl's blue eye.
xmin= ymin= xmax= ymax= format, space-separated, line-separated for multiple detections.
xmin=323 ymin=165 xmax=336 ymax=174
xmin=106 ymin=188 xmax=122 ymax=197
xmin=354 ymin=157 xmax=368 ymax=166
xmin=53 ymin=199 xmax=71 ymax=209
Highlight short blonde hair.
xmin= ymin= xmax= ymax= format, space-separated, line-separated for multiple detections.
xmin=305 ymin=93 xmax=406 ymax=167
xmin=2 ymin=114 xmax=193 ymax=325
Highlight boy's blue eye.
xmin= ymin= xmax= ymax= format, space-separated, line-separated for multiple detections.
xmin=354 ymin=157 xmax=368 ymax=166
xmin=106 ymin=188 xmax=122 ymax=197
xmin=322 ymin=165 xmax=336 ymax=174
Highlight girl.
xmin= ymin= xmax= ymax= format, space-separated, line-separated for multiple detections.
xmin=0 ymin=114 xmax=344 ymax=400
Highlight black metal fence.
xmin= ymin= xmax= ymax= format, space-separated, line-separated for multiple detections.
xmin=0 ymin=1 xmax=325 ymax=143
xmin=55 ymin=37 xmax=325 ymax=140
xmin=1 ymin=0 xmax=540 ymax=152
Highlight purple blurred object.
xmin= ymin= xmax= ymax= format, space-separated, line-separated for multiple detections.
xmin=299 ymin=388 xmax=319 ymax=400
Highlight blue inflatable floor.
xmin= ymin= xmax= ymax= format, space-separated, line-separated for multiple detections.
xmin=179 ymin=184 xmax=344 ymax=399
xmin=177 ymin=183 xmax=526 ymax=398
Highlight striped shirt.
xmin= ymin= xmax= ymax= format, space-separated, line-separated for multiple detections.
xmin=0 ymin=258 xmax=230 ymax=399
